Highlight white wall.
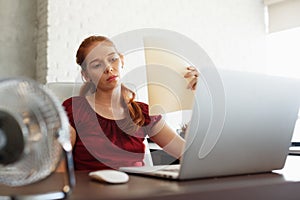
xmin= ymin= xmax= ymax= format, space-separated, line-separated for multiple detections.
xmin=266 ymin=26 xmax=300 ymax=143
xmin=0 ymin=0 xmax=37 ymax=79
xmin=43 ymin=0 xmax=267 ymax=83
xmin=267 ymin=27 xmax=300 ymax=78
xmin=0 ymin=0 xmax=268 ymax=131
xmin=0 ymin=0 xmax=267 ymax=83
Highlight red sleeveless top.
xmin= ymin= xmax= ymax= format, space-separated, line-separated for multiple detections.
xmin=62 ymin=96 xmax=161 ymax=171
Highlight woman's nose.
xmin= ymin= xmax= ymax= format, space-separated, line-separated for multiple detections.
xmin=104 ymin=65 xmax=113 ymax=74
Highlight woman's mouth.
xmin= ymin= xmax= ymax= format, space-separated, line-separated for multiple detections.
xmin=106 ymin=75 xmax=118 ymax=82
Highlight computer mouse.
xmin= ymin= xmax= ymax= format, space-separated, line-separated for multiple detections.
xmin=89 ymin=170 xmax=129 ymax=184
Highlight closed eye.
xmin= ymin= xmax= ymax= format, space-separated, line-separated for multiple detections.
xmin=93 ymin=63 xmax=103 ymax=68
xmin=109 ymin=56 xmax=119 ymax=63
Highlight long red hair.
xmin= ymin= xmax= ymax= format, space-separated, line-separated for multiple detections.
xmin=76 ymin=36 xmax=145 ymax=127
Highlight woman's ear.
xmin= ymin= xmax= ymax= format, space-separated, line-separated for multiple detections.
xmin=81 ymin=70 xmax=89 ymax=82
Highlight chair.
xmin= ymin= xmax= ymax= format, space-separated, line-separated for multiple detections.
xmin=45 ymin=82 xmax=82 ymax=102
xmin=45 ymin=82 xmax=153 ymax=166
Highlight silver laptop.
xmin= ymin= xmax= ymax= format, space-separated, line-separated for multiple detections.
xmin=119 ymin=70 xmax=300 ymax=180
xmin=290 ymin=117 xmax=300 ymax=155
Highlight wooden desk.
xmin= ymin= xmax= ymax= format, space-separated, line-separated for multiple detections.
xmin=1 ymin=156 xmax=300 ymax=200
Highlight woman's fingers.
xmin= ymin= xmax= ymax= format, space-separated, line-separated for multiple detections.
xmin=184 ymin=70 xmax=198 ymax=78
xmin=187 ymin=77 xmax=197 ymax=90
xmin=185 ymin=66 xmax=199 ymax=91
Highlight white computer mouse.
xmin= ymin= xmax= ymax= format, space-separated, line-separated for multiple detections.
xmin=89 ymin=170 xmax=129 ymax=184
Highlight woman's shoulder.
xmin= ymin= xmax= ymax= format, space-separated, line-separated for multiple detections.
xmin=135 ymin=101 xmax=162 ymax=127
xmin=135 ymin=101 xmax=148 ymax=106
xmin=135 ymin=101 xmax=149 ymax=111
xmin=62 ymin=96 xmax=87 ymax=107
xmin=135 ymin=101 xmax=154 ymax=118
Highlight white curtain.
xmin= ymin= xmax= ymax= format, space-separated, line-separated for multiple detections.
xmin=264 ymin=0 xmax=300 ymax=32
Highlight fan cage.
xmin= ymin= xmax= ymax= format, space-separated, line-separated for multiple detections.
xmin=0 ymin=77 xmax=70 ymax=186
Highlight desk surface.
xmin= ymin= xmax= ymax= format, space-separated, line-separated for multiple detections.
xmin=1 ymin=156 xmax=300 ymax=200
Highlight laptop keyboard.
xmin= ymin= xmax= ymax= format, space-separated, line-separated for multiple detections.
xmin=160 ymin=168 xmax=180 ymax=172
xmin=289 ymin=146 xmax=300 ymax=155
xmin=157 ymin=165 xmax=180 ymax=172
xmin=151 ymin=165 xmax=180 ymax=179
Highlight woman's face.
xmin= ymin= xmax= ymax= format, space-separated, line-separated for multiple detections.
xmin=83 ymin=42 xmax=124 ymax=91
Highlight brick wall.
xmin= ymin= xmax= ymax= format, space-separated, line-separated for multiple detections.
xmin=1 ymin=0 xmax=266 ymax=83
xmin=44 ymin=0 xmax=267 ymax=83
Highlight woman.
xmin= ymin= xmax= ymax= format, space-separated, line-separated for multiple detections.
xmin=62 ymin=35 xmax=199 ymax=171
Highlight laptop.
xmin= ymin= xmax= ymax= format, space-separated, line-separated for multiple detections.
xmin=119 ymin=70 xmax=300 ymax=180
xmin=290 ymin=115 xmax=300 ymax=155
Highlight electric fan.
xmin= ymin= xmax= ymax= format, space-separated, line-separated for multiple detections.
xmin=0 ymin=77 xmax=75 ymax=199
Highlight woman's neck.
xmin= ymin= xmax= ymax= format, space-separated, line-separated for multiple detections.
xmin=86 ymin=85 xmax=125 ymax=120
xmin=93 ymin=85 xmax=123 ymax=108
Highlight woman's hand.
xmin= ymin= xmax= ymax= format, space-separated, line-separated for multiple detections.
xmin=184 ymin=66 xmax=199 ymax=91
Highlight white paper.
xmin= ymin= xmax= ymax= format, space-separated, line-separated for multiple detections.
xmin=144 ymin=38 xmax=195 ymax=115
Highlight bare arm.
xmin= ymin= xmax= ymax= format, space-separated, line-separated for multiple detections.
xmin=149 ymin=122 xmax=185 ymax=159
xmin=184 ymin=66 xmax=199 ymax=90
xmin=69 ymin=125 xmax=76 ymax=147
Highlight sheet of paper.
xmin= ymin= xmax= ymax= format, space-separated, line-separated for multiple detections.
xmin=144 ymin=38 xmax=195 ymax=115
